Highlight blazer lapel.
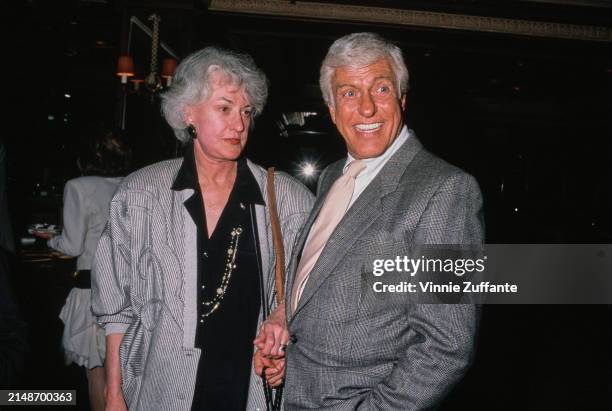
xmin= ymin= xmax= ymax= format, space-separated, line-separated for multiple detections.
xmin=290 ymin=135 xmax=424 ymax=320
xmin=178 ymin=187 xmax=199 ymax=348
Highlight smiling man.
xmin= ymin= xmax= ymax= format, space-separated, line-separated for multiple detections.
xmin=255 ymin=32 xmax=485 ymax=410
xmin=327 ymin=57 xmax=405 ymax=160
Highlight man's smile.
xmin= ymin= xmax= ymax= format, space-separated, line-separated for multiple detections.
xmin=354 ymin=122 xmax=384 ymax=132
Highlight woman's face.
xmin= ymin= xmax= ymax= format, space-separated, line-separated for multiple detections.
xmin=185 ymin=73 xmax=253 ymax=164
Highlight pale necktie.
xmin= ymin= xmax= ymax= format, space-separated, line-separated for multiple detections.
xmin=291 ymin=160 xmax=366 ymax=313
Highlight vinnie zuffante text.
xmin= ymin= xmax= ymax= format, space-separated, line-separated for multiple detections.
xmin=371 ymin=256 xmax=518 ymax=294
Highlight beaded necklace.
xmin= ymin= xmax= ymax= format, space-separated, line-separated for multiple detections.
xmin=200 ymin=226 xmax=243 ymax=320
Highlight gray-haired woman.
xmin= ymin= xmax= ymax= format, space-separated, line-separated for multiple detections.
xmin=92 ymin=47 xmax=313 ymax=410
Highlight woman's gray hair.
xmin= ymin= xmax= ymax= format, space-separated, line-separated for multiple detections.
xmin=319 ymin=32 xmax=409 ymax=108
xmin=161 ymin=47 xmax=268 ymax=143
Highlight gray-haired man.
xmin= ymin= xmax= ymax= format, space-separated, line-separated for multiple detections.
xmin=255 ymin=32 xmax=484 ymax=410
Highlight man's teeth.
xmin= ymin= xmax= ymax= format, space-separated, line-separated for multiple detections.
xmin=355 ymin=123 xmax=383 ymax=131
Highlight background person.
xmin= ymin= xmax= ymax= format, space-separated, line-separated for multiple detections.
xmin=34 ymin=128 xmax=131 ymax=410
xmin=0 ymin=138 xmax=28 ymax=389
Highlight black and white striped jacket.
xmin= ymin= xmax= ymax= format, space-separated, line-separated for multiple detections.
xmin=92 ymin=158 xmax=313 ymax=410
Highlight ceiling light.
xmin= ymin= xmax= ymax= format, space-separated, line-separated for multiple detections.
xmin=300 ymin=162 xmax=318 ymax=178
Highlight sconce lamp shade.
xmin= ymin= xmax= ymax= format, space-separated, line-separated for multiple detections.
xmin=161 ymin=58 xmax=177 ymax=78
xmin=117 ymin=55 xmax=135 ymax=83
xmin=161 ymin=58 xmax=178 ymax=86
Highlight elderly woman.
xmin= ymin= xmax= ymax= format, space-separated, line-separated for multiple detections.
xmin=92 ymin=47 xmax=313 ymax=410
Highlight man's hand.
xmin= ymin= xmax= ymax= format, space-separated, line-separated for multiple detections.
xmin=253 ymin=302 xmax=289 ymax=358
xmin=254 ymin=350 xmax=285 ymax=387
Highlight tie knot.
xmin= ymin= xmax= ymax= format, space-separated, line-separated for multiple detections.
xmin=345 ymin=160 xmax=366 ymax=179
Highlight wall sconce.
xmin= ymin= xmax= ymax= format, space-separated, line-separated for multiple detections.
xmin=116 ymin=15 xmax=178 ymax=92
xmin=116 ymin=14 xmax=179 ymax=129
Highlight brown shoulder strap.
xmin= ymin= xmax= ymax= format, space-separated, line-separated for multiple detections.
xmin=266 ymin=167 xmax=285 ymax=305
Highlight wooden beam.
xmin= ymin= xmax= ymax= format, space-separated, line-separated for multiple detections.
xmin=208 ymin=0 xmax=612 ymax=42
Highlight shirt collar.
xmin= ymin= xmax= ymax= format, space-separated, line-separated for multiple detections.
xmin=344 ymin=125 xmax=411 ymax=174
xmin=171 ymin=141 xmax=264 ymax=206
xmin=236 ymin=157 xmax=265 ymax=206
xmin=171 ymin=140 xmax=198 ymax=192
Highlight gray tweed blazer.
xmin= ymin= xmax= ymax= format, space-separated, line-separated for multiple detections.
xmin=284 ymin=134 xmax=485 ymax=410
xmin=91 ymin=158 xmax=313 ymax=411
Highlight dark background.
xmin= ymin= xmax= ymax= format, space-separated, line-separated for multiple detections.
xmin=2 ymin=0 xmax=611 ymax=410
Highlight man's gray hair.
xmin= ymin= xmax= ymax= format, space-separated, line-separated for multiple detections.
xmin=161 ymin=47 xmax=268 ymax=143
xmin=319 ymin=32 xmax=409 ymax=108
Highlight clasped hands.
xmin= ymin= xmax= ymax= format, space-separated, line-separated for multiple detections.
xmin=253 ymin=302 xmax=288 ymax=387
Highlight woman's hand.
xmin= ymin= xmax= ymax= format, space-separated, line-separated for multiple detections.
xmin=31 ymin=230 xmax=53 ymax=240
xmin=253 ymin=302 xmax=289 ymax=358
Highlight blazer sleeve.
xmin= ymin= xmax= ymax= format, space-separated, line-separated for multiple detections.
xmin=48 ymin=180 xmax=87 ymax=257
xmin=358 ymin=171 xmax=484 ymax=410
xmin=91 ymin=185 xmax=133 ymax=335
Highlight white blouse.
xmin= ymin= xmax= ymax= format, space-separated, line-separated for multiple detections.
xmin=48 ymin=175 xmax=121 ymax=270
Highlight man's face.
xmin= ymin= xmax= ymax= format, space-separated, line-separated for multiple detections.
xmin=328 ymin=58 xmax=406 ymax=160
xmin=185 ymin=73 xmax=253 ymax=163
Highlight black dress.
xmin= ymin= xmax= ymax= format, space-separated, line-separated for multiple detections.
xmin=172 ymin=143 xmax=264 ymax=410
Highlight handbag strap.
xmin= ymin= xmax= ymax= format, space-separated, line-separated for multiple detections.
xmin=266 ymin=167 xmax=285 ymax=305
